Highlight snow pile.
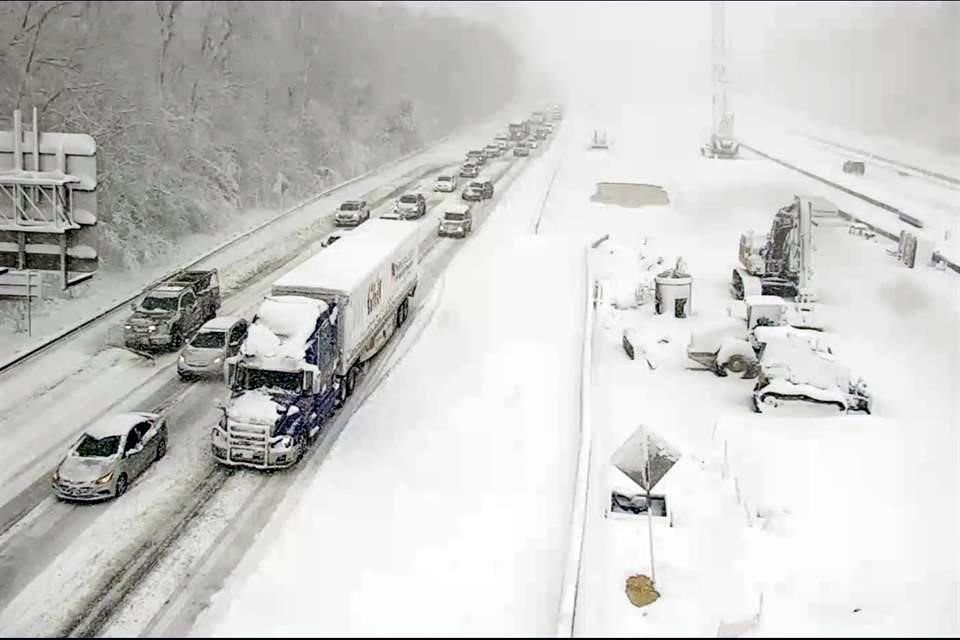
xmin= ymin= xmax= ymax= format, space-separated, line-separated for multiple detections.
xmin=225 ymin=390 xmax=280 ymax=426
xmin=715 ymin=414 xmax=959 ymax=636
xmin=760 ymin=337 xmax=849 ymax=389
xmin=593 ymin=238 xmax=664 ymax=309
xmin=242 ymin=296 xmax=322 ymax=359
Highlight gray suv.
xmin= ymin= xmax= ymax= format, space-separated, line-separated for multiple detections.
xmin=177 ymin=316 xmax=249 ymax=380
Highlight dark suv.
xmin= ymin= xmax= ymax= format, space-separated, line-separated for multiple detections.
xmin=462 ymin=180 xmax=493 ymax=201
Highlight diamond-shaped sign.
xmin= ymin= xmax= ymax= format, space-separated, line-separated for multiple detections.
xmin=611 ymin=426 xmax=680 ymax=492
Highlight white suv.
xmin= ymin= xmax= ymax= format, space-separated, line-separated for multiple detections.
xmin=434 ymin=175 xmax=457 ymax=192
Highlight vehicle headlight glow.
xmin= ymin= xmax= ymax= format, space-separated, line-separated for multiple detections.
xmin=95 ymin=472 xmax=113 ymax=485
xmin=211 ymin=427 xmax=227 ymax=446
xmin=124 ymin=325 xmax=132 ymax=330
xmin=213 ymin=357 xmax=222 ymax=364
xmin=179 ymin=355 xmax=185 ymax=363
xmin=147 ymin=325 xmax=157 ymax=332
xmin=271 ymin=435 xmax=294 ymax=450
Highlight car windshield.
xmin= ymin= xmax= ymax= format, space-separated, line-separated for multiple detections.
xmin=444 ymin=212 xmax=466 ymax=221
xmin=239 ymin=367 xmax=301 ymax=393
xmin=469 ymin=183 xmax=483 ymax=189
xmin=75 ymin=433 xmax=121 ymax=458
xmin=340 ymin=202 xmax=360 ymax=210
xmin=140 ymin=296 xmax=178 ymax=312
xmin=400 ymin=195 xmax=419 ymax=203
xmin=190 ymin=330 xmax=225 ymax=348
xmin=437 ymin=176 xmax=452 ymax=182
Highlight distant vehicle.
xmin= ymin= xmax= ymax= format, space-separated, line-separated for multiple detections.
xmin=215 ymin=220 xmax=420 ymax=469
xmin=483 ymin=145 xmax=499 ymax=159
xmin=531 ymin=111 xmax=546 ymax=124
xmin=459 ymin=163 xmax=479 ymax=179
xmin=466 ymin=150 xmax=486 ymax=166
xmin=527 ymin=137 xmax=539 ymax=149
xmin=842 ymin=160 xmax=865 ymax=175
xmin=393 ymin=193 xmax=427 ymax=219
xmin=513 ymin=143 xmax=530 ymax=157
xmin=177 ymin=316 xmax=249 ymax=380
xmin=509 ymin=122 xmax=526 ymax=140
xmin=496 ymin=139 xmax=511 ymax=151
xmin=589 ymin=130 xmax=609 ymax=150
xmin=551 ymin=105 xmax=563 ymax=121
xmin=438 ymin=204 xmax=473 ymax=238
xmin=124 ymin=269 xmax=221 ymax=352
xmin=462 ymin=180 xmax=493 ymax=201
xmin=494 ymin=134 xmax=510 ymax=146
xmin=700 ymin=133 xmax=739 ymax=159
xmin=334 ymin=200 xmax=370 ymax=227
xmin=52 ymin=412 xmax=168 ymax=501
xmin=434 ymin=174 xmax=457 ymax=192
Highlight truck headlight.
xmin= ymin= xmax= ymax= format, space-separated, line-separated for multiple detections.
xmin=213 ymin=357 xmax=222 ymax=364
xmin=147 ymin=325 xmax=157 ymax=332
xmin=95 ymin=472 xmax=113 ymax=485
xmin=51 ymin=468 xmax=59 ymax=483
xmin=124 ymin=325 xmax=132 ymax=330
xmin=271 ymin=435 xmax=293 ymax=450
xmin=211 ymin=427 xmax=228 ymax=447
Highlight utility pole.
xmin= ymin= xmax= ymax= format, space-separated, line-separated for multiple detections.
xmin=711 ymin=0 xmax=733 ymax=141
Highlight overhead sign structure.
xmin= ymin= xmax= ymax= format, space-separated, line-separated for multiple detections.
xmin=0 ymin=107 xmax=98 ymax=291
xmin=611 ymin=425 xmax=681 ymax=586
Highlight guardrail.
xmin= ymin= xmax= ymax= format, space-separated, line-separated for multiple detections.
xmin=741 ymin=142 xmax=960 ymax=275
xmin=555 ymin=234 xmax=607 ymax=638
xmin=800 ymin=133 xmax=960 ymax=188
xmin=0 ymin=130 xmax=468 ymax=377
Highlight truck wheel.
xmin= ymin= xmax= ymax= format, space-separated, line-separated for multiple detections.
xmin=335 ymin=377 xmax=348 ymax=407
xmin=115 ymin=474 xmax=128 ymax=499
xmin=171 ymin=328 xmax=183 ymax=349
xmin=346 ymin=366 xmax=358 ymax=397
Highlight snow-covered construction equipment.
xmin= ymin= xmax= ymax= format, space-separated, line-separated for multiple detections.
xmin=590 ymin=130 xmax=609 ymax=150
xmin=686 ymin=295 xmax=825 ymax=377
xmin=752 ymin=337 xmax=872 ymax=415
xmin=731 ymin=195 xmax=836 ymax=302
xmin=215 ymin=219 xmax=420 ymax=469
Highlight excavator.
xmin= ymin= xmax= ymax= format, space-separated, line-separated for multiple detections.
xmin=730 ymin=195 xmax=836 ymax=302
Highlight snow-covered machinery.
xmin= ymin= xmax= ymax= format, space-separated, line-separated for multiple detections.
xmin=687 ymin=295 xmax=825 ymax=377
xmin=752 ymin=337 xmax=872 ymax=415
xmin=700 ymin=132 xmax=740 ymax=159
xmin=589 ymin=130 xmax=609 ymax=150
xmin=214 ymin=219 xmax=420 ymax=469
xmin=730 ymin=195 xmax=835 ymax=302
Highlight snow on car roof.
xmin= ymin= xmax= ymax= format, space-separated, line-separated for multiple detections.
xmin=200 ymin=315 xmax=243 ymax=332
xmin=444 ymin=204 xmax=470 ymax=215
xmin=151 ymin=285 xmax=186 ymax=295
xmin=86 ymin=413 xmax=146 ymax=438
xmin=273 ymin=219 xmax=419 ymax=295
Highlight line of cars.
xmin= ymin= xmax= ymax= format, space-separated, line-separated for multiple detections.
xmin=51 ymin=107 xmax=564 ymax=502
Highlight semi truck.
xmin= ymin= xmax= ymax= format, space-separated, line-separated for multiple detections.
xmin=213 ymin=219 xmax=420 ymax=469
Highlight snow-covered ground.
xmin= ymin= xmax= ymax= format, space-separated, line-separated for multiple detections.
xmin=735 ymin=94 xmax=960 ymax=263
xmin=192 ymin=123 xmax=583 ymax=637
xmin=542 ymin=100 xmax=959 ymax=636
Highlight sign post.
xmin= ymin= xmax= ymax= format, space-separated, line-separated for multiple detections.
xmin=611 ymin=425 xmax=680 ymax=586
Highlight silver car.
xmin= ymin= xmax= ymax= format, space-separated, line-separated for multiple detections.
xmin=52 ymin=412 xmax=168 ymax=501
xmin=177 ymin=316 xmax=249 ymax=380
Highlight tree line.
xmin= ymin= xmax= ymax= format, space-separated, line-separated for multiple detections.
xmin=0 ymin=1 xmax=522 ymax=270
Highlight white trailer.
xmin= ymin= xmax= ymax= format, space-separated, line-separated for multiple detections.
xmin=271 ymin=218 xmax=420 ymax=384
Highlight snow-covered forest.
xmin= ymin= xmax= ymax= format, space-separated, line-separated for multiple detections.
xmin=0 ymin=1 xmax=521 ymax=270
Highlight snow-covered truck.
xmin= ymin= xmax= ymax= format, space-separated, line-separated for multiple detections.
xmin=213 ymin=219 xmax=420 ymax=469
xmin=752 ymin=338 xmax=872 ymax=415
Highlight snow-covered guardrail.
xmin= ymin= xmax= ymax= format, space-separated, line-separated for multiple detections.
xmin=0 ymin=116 xmax=494 ymax=377
xmin=555 ymin=234 xmax=607 ymax=638
xmin=741 ymin=142 xmax=960 ymax=275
